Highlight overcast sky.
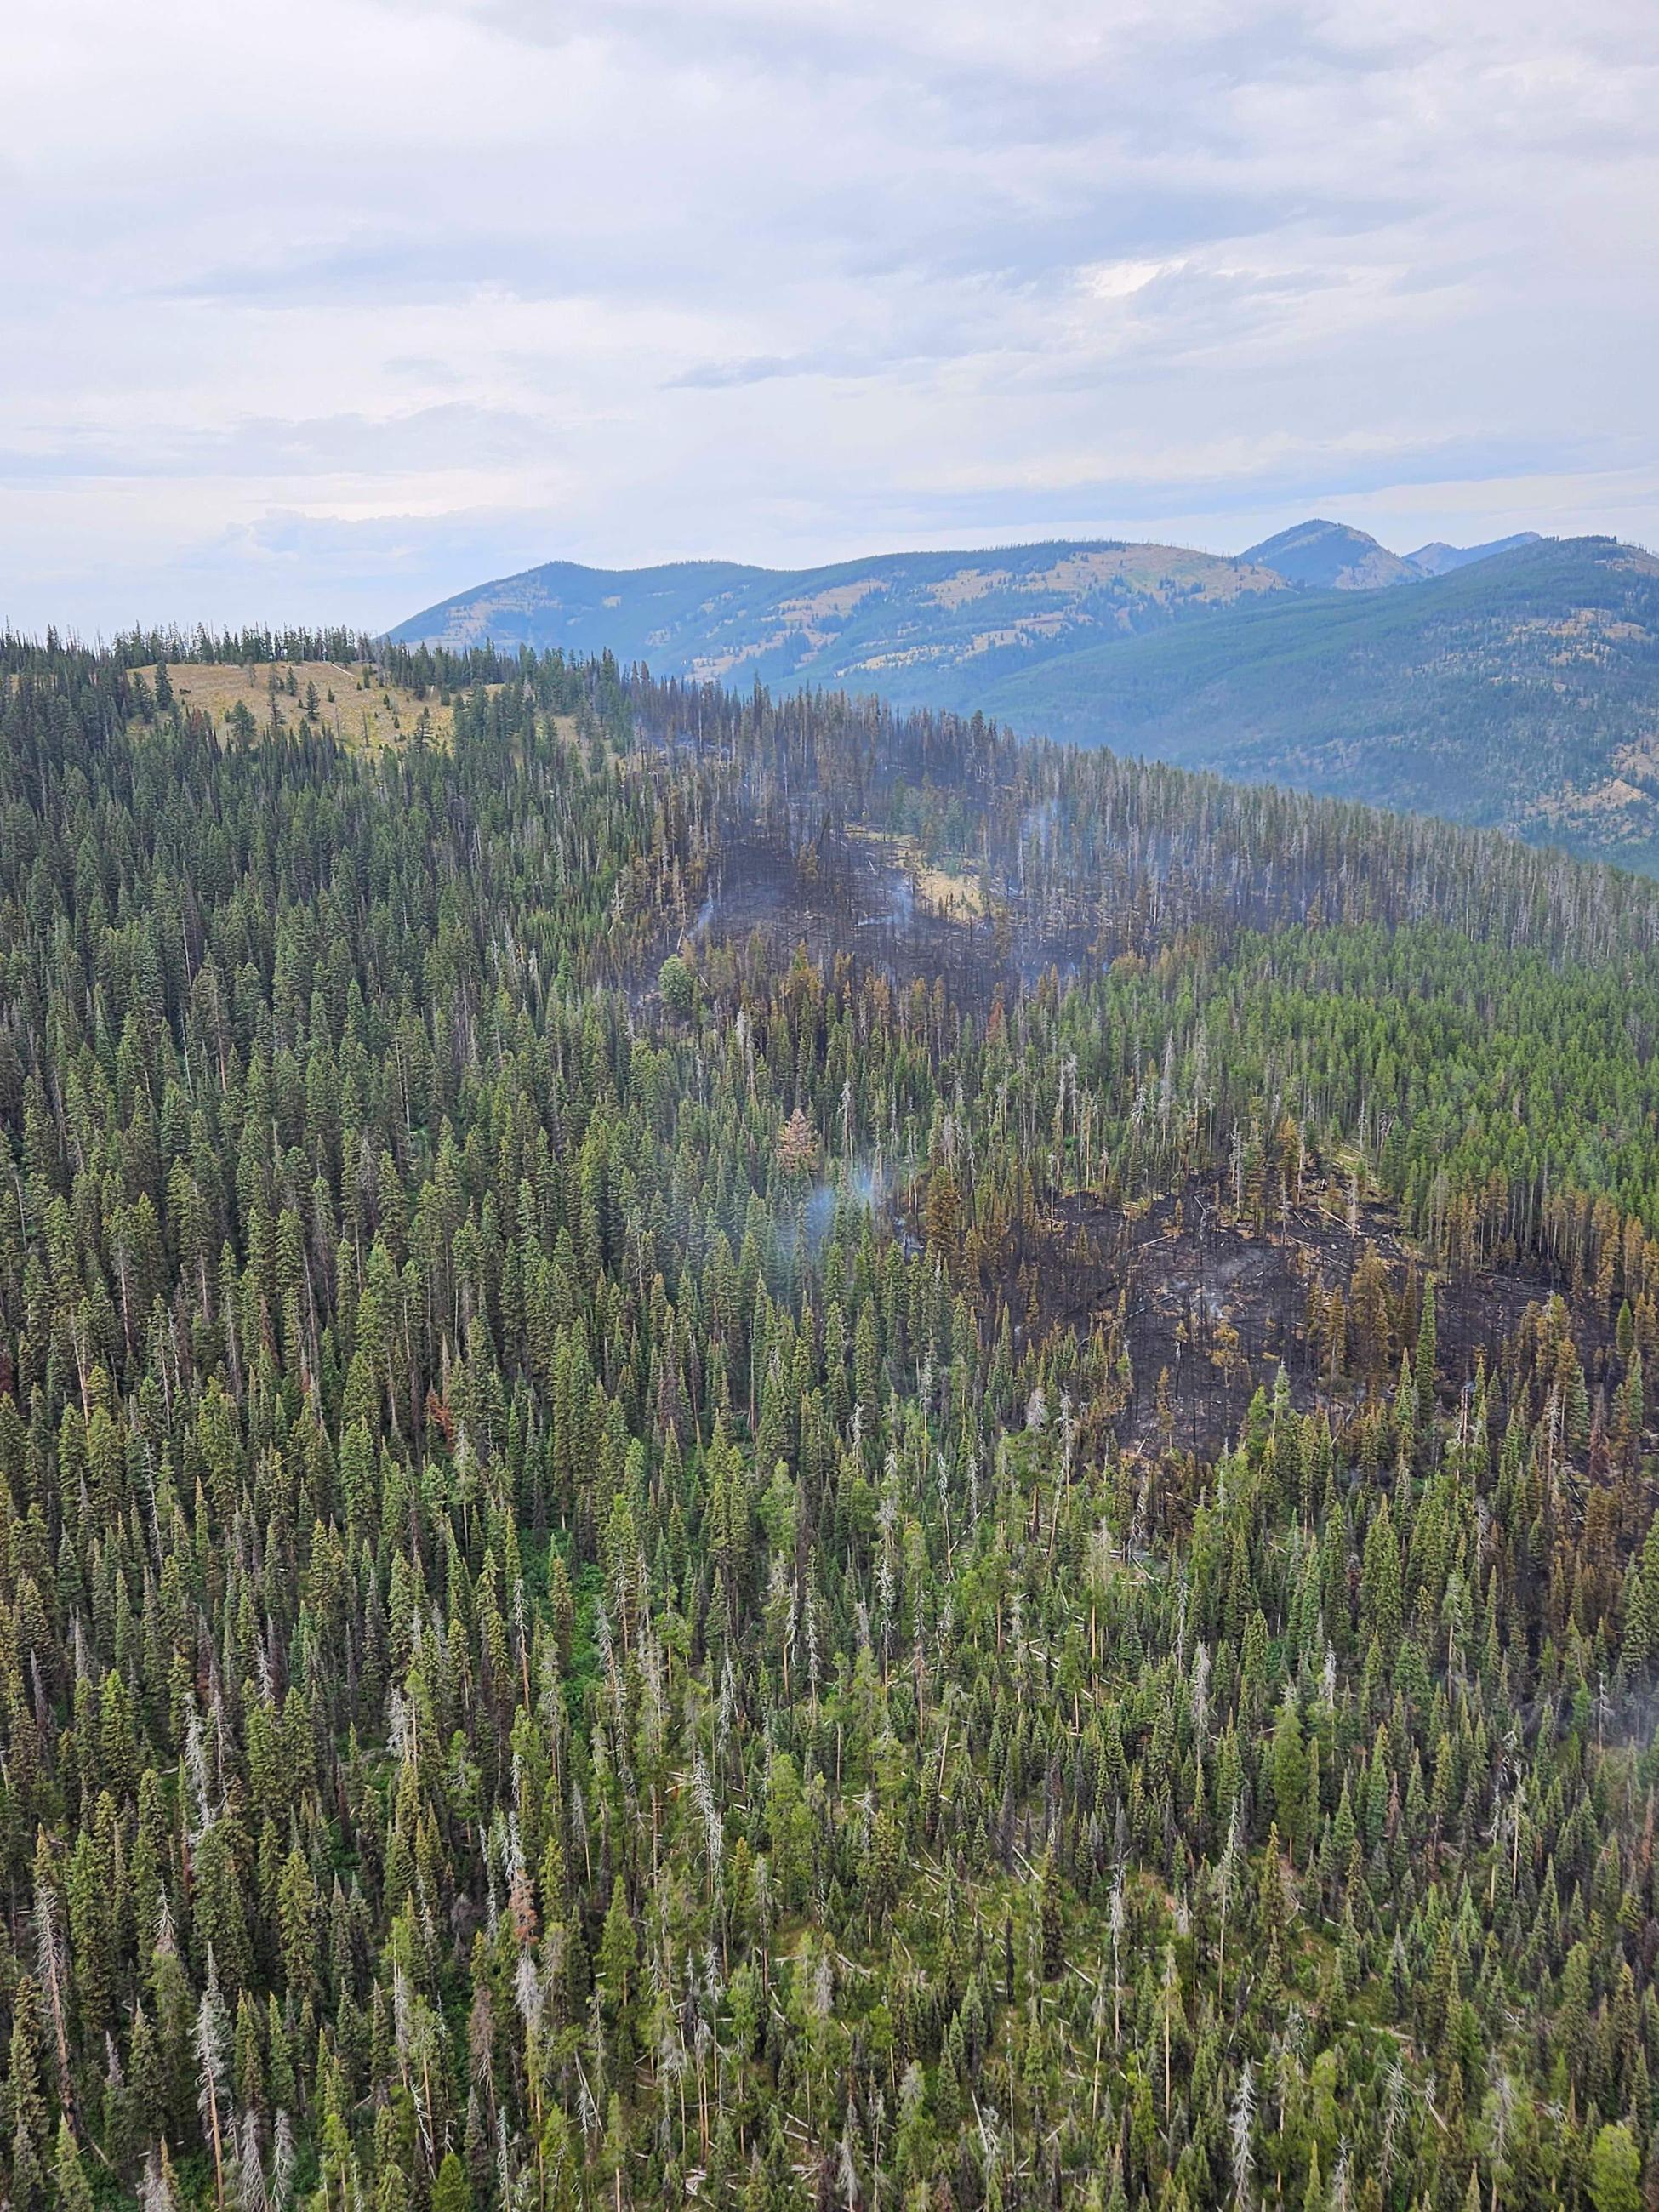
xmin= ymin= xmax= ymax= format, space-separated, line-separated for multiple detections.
xmin=6 ymin=0 xmax=1656 ymax=636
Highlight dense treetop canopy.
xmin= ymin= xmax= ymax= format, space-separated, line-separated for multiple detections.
xmin=3 ymin=630 xmax=1659 ymax=2209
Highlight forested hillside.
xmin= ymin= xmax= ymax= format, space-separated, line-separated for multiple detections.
xmin=6 ymin=630 xmax=1659 ymax=2210
xmin=972 ymin=537 xmax=1659 ymax=863
xmin=391 ymin=536 xmax=1659 ymax=868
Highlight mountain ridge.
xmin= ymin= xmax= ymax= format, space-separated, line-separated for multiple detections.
xmin=391 ymin=524 xmax=1659 ymax=865
xmin=388 ymin=536 xmax=1294 ymax=690
xmin=388 ymin=519 xmax=1559 ymax=683
xmin=972 ymin=534 xmax=1659 ymax=861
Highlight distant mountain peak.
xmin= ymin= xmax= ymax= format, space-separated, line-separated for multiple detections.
xmin=1240 ymin=519 xmax=1417 ymax=591
xmin=1404 ymin=531 xmax=1544 ymax=578
xmin=1242 ymin=519 xmax=1553 ymax=592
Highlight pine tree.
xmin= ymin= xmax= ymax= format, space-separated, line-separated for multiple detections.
xmin=1040 ymin=1852 xmax=1065 ymax=1981
xmin=52 ymin=2119 xmax=94 ymax=2212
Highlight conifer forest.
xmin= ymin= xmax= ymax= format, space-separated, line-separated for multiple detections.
xmin=9 ymin=628 xmax=1659 ymax=2212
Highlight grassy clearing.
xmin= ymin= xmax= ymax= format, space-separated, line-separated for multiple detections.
xmin=138 ymin=661 xmax=453 ymax=752
xmin=852 ymin=826 xmax=989 ymax=919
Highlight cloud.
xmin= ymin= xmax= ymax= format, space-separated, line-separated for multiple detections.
xmin=0 ymin=0 xmax=1655 ymax=635
xmin=0 ymin=406 xmax=561 ymax=484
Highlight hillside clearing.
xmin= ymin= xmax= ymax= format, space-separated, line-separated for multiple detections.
xmin=138 ymin=661 xmax=453 ymax=751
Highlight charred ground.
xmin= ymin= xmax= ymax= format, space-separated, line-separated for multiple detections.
xmin=1005 ymin=1178 xmax=1621 ymax=1461
xmin=676 ymin=814 xmax=1634 ymax=1472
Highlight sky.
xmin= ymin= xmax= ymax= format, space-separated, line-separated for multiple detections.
xmin=5 ymin=0 xmax=1657 ymax=636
